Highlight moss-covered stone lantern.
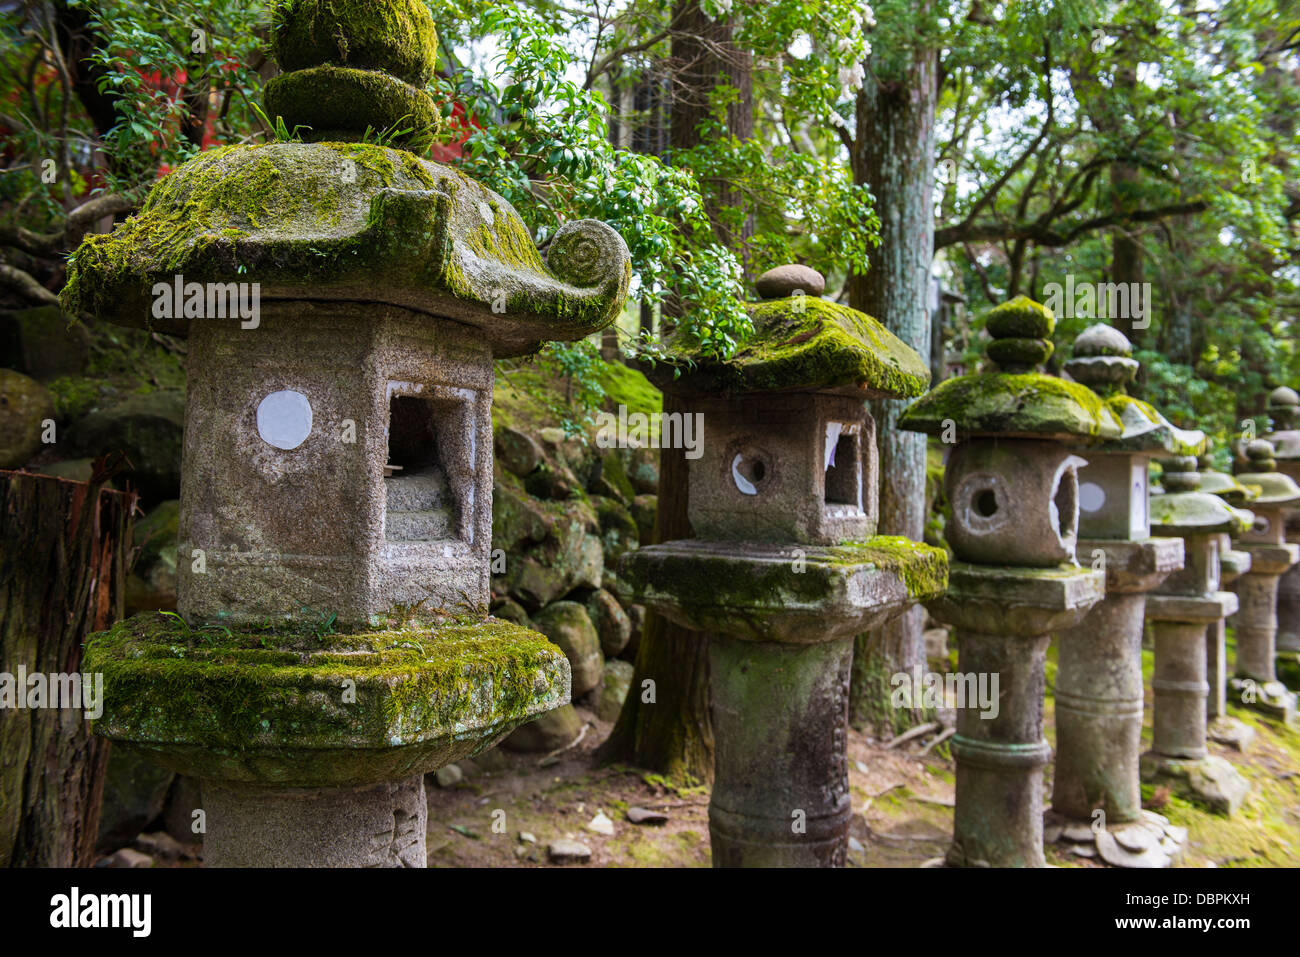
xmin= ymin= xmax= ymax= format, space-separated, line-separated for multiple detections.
xmin=1044 ymin=323 xmax=1200 ymax=866
xmin=620 ymin=267 xmax=948 ymax=867
xmin=1260 ymin=387 xmax=1300 ymax=672
xmin=1142 ymin=458 xmax=1253 ymax=814
xmin=900 ymin=296 xmax=1112 ymax=868
xmin=63 ymin=0 xmax=631 ymax=867
xmin=1228 ymin=439 xmax=1300 ymax=723
xmin=1197 ymin=451 xmax=1258 ymax=751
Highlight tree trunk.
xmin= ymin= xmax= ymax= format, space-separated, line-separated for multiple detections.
xmin=598 ymin=393 xmax=713 ymax=782
xmin=846 ymin=42 xmax=939 ymax=737
xmin=0 ymin=470 xmax=136 ymax=866
xmin=600 ymin=0 xmax=753 ymax=783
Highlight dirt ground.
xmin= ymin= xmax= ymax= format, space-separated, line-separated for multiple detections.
xmin=425 ymin=641 xmax=1300 ymax=868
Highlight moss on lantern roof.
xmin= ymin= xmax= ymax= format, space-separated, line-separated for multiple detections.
xmin=1233 ymin=470 xmax=1300 ymax=507
xmin=83 ymin=611 xmax=569 ymax=788
xmin=1149 ymin=492 xmax=1253 ymax=536
xmin=60 ymin=142 xmax=630 ymax=357
xmin=1198 ymin=469 xmax=1259 ymax=505
xmin=650 ymin=297 xmax=929 ymax=398
xmin=271 ymin=0 xmax=439 ymax=86
xmin=1092 ymin=394 xmax=1207 ymax=456
xmin=899 ymin=371 xmax=1122 ymax=441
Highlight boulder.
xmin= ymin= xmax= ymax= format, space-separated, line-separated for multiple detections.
xmin=0 ymin=306 xmax=91 ymax=381
xmin=0 ymin=369 xmax=54 ymax=468
xmin=622 ymin=604 xmax=646 ymax=661
xmin=585 ymin=587 xmax=632 ymax=657
xmin=630 ymin=494 xmax=657 ymax=546
xmin=628 ymin=447 xmax=659 ymax=494
xmin=96 ymin=746 xmax=176 ymax=851
xmin=594 ymin=659 xmax=634 ymax=722
xmin=66 ymin=390 xmax=184 ymax=502
xmin=502 ymin=703 xmax=583 ymax=752
xmin=491 ymin=477 xmax=552 ymax=553
xmin=533 ymin=601 xmax=603 ymax=696
xmin=125 ymin=499 xmax=179 ymax=616
xmin=592 ymin=495 xmax=639 ymax=566
xmin=489 ymin=597 xmax=531 ymax=628
xmin=495 ymin=426 xmax=543 ymax=477
xmin=161 ymin=775 xmax=204 ymax=844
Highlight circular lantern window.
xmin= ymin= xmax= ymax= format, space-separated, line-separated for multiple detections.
xmin=256 ymin=390 xmax=313 ymax=450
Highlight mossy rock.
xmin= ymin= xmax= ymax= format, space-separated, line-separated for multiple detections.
xmin=61 ymin=142 xmax=630 ymax=358
xmin=531 ymin=601 xmax=603 ymax=697
xmin=271 ymin=0 xmax=438 ymax=85
xmin=900 ymin=372 xmax=1122 ymax=441
xmin=0 ymin=369 xmax=54 ymax=469
xmin=650 ymin=297 xmax=929 ymax=399
xmin=83 ymin=612 xmax=571 ymax=788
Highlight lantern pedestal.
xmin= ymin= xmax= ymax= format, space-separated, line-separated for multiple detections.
xmin=926 ymin=563 xmax=1104 ymax=868
xmin=622 ymin=538 xmax=947 ymax=867
xmin=1049 ymin=537 xmax=1187 ymax=865
xmin=1142 ymin=592 xmax=1250 ymax=815
xmin=1230 ymin=542 xmax=1300 ymax=723
xmin=1208 ymin=544 xmax=1256 ymax=750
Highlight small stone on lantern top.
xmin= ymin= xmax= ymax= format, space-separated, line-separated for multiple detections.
xmin=901 ymin=295 xmax=1123 ymax=442
xmin=1247 ymin=438 xmax=1277 ymax=473
xmin=1064 ymin=324 xmax=1140 ymax=394
xmin=265 ymin=0 xmax=441 ymax=151
xmin=1161 ymin=456 xmax=1201 ymax=492
xmin=984 ymin=296 xmax=1055 ymax=372
xmin=1061 ymin=322 xmax=1205 ymax=456
xmin=1268 ymin=386 xmax=1300 ymax=430
xmin=755 ymin=264 xmax=826 ymax=300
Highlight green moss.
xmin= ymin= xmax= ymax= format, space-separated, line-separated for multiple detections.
xmin=900 ymin=372 xmax=1122 ymax=440
xmin=83 ymin=611 xmax=568 ymax=784
xmin=271 ymin=0 xmax=438 ymax=85
xmin=985 ymin=295 xmax=1054 ymax=339
xmin=597 ymin=361 xmax=662 ymax=417
xmin=655 ymin=297 xmax=929 ymax=399
xmin=263 ymin=65 xmax=440 ymax=150
xmin=986 ymin=335 xmax=1052 ymax=369
xmin=824 ymin=536 xmax=950 ymax=601
xmin=1150 ymin=491 xmax=1254 ymax=534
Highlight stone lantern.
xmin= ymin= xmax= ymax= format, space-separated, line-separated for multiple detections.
xmin=1196 ymin=452 xmax=1257 ymax=750
xmin=64 ymin=0 xmax=631 ymax=867
xmin=1261 ymin=387 xmax=1300 ymax=670
xmin=1142 ymin=457 xmax=1252 ymax=814
xmin=620 ymin=265 xmax=948 ymax=867
xmin=1229 ymin=439 xmax=1300 ymax=722
xmin=900 ymin=296 xmax=1112 ymax=867
xmin=1044 ymin=323 xmax=1199 ymax=866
